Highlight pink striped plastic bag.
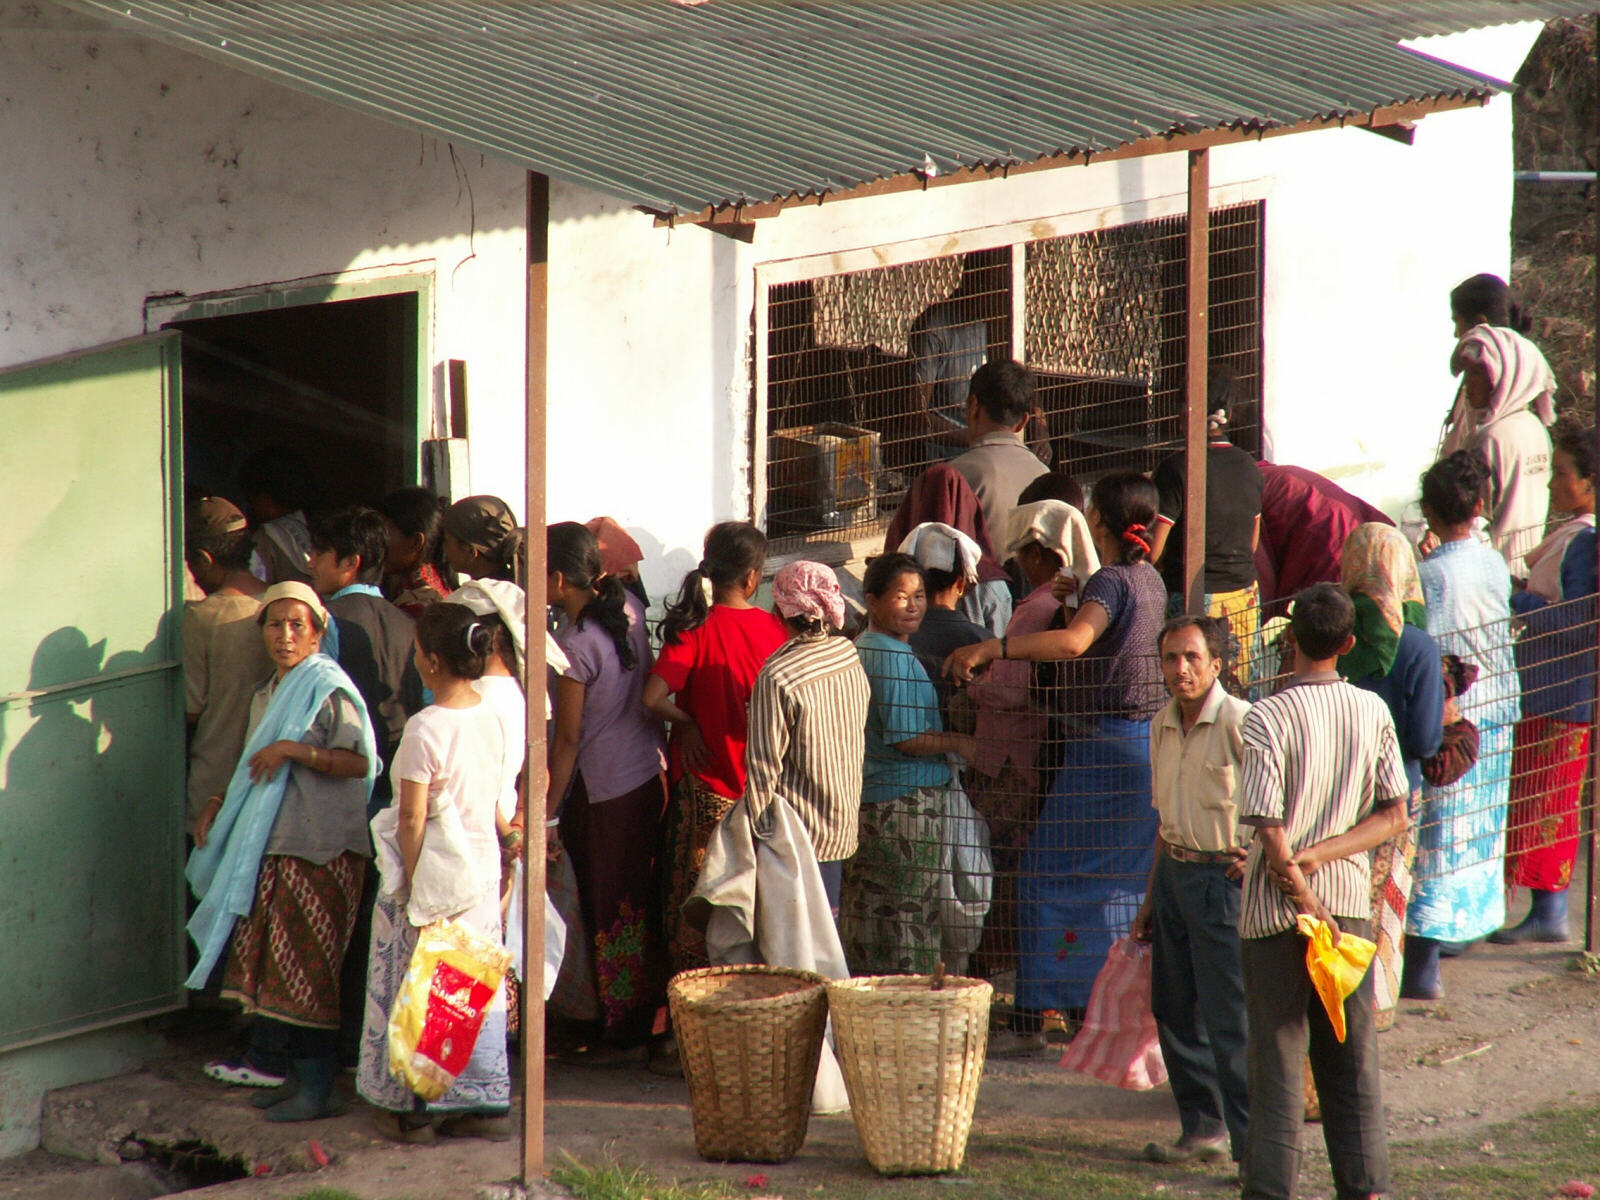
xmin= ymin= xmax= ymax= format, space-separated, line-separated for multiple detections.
xmin=1058 ymin=936 xmax=1167 ymax=1090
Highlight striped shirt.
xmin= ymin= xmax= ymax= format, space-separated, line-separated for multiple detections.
xmin=743 ymin=631 xmax=871 ymax=862
xmin=1238 ymin=673 xmax=1409 ymax=938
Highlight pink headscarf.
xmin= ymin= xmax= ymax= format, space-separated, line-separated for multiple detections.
xmin=772 ymin=561 xmax=846 ymax=630
xmin=584 ymin=516 xmax=644 ymax=578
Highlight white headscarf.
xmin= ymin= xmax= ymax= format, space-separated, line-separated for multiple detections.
xmin=1004 ymin=500 xmax=1100 ymax=593
xmin=897 ymin=521 xmax=983 ymax=582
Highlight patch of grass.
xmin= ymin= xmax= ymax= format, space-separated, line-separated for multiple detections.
xmin=552 ymin=1154 xmax=739 ymax=1200
xmin=553 ymin=1105 xmax=1600 ymax=1200
xmin=290 ymin=1190 xmax=366 ymax=1200
xmin=1391 ymin=1104 xmax=1600 ymax=1200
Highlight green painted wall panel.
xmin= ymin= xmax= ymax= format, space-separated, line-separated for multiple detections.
xmin=0 ymin=335 xmax=186 ymax=1050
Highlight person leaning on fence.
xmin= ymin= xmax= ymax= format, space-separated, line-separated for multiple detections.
xmin=1404 ymin=451 xmax=1521 ymax=1000
xmin=1236 ymin=583 xmax=1410 ymax=1200
xmin=843 ymin=552 xmax=979 ymax=975
xmin=966 ymin=498 xmax=1097 ymax=1006
xmin=1441 ymin=273 xmax=1558 ymax=577
xmin=643 ymin=521 xmax=788 ymax=976
xmin=1335 ymin=523 xmax=1444 ymax=1026
xmin=946 ymin=471 xmax=1168 ymax=1030
xmin=743 ymin=561 xmax=871 ymax=912
xmin=1254 ymin=462 xmax=1393 ymax=618
xmin=1129 ymin=615 xmax=1251 ymax=1168
xmin=884 ymin=461 xmax=1015 ymax=636
xmin=1497 ymin=426 xmax=1598 ymax=944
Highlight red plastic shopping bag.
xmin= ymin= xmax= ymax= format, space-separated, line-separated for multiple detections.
xmin=1057 ymin=936 xmax=1167 ymax=1090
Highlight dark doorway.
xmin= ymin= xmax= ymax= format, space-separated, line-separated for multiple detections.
xmin=172 ymin=291 xmax=420 ymax=513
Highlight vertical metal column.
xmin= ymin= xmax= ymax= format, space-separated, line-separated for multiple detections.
xmin=520 ymin=170 xmax=551 ymax=1180
xmin=1183 ymin=149 xmax=1211 ymax=615
xmin=1587 ymin=19 xmax=1600 ymax=954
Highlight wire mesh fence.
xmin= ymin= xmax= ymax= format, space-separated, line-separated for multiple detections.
xmin=761 ymin=204 xmax=1263 ymax=542
xmin=820 ymin=539 xmax=1596 ymax=1026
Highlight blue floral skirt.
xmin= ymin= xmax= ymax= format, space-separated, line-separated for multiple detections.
xmin=1016 ymin=716 xmax=1157 ymax=1013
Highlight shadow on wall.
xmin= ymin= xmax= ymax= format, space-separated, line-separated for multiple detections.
xmin=620 ymin=525 xmax=698 ymax=629
xmin=1 ymin=617 xmax=184 ymax=1052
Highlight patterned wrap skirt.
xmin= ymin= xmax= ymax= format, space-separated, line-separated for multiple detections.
xmin=840 ymin=786 xmax=947 ymax=976
xmin=1016 ymin=716 xmax=1157 ymax=1014
xmin=560 ymin=771 xmax=669 ymax=1047
xmin=967 ymin=764 xmax=1045 ymax=979
xmin=661 ymin=773 xmax=739 ymax=976
xmin=1505 ymin=716 xmax=1591 ymax=892
xmin=1369 ymin=793 xmax=1419 ymax=1032
xmin=1206 ymin=581 xmax=1263 ymax=688
xmin=221 ymin=851 xmax=365 ymax=1031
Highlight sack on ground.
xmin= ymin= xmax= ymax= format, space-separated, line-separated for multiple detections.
xmin=1057 ymin=937 xmax=1166 ymax=1090
xmin=387 ymin=918 xmax=512 ymax=1101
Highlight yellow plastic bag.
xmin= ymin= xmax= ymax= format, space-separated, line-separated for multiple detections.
xmin=1296 ymin=914 xmax=1376 ymax=1043
xmin=387 ymin=919 xmax=513 ymax=1101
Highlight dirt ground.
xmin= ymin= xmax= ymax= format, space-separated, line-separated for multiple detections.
xmin=1 ymin=907 xmax=1597 ymax=1200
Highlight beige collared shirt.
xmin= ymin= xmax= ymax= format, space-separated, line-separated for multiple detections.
xmin=1149 ymin=681 xmax=1252 ymax=853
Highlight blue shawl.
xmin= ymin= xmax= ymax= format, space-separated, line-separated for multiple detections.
xmin=184 ymin=652 xmax=378 ymax=988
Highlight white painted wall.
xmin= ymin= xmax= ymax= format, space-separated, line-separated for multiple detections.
xmin=0 ymin=5 xmax=531 ymax=507
xmin=1216 ymin=99 xmax=1518 ymax=518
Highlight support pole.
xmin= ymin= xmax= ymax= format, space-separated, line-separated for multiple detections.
xmin=1586 ymin=17 xmax=1599 ymax=955
xmin=520 ymin=170 xmax=551 ymax=1181
xmin=1183 ymin=148 xmax=1210 ymax=615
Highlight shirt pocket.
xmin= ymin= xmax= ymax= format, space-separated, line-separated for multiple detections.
xmin=1200 ymin=762 xmax=1236 ymax=809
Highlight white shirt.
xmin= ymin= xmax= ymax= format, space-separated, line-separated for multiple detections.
xmin=473 ymin=674 xmax=528 ymax=823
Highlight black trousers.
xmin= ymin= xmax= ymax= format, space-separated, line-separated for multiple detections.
xmin=1148 ymin=854 xmax=1250 ymax=1158
xmin=1241 ymin=918 xmax=1389 ymax=1200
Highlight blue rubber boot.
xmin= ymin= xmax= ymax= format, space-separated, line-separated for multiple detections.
xmin=1488 ymin=889 xmax=1571 ymax=944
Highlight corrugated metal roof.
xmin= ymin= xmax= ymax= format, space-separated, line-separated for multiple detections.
xmin=58 ymin=1 xmax=1595 ymax=217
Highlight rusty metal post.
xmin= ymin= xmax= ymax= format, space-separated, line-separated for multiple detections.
xmin=1183 ymin=148 xmax=1210 ymax=615
xmin=520 ymin=169 xmax=551 ymax=1180
xmin=1587 ymin=18 xmax=1599 ymax=955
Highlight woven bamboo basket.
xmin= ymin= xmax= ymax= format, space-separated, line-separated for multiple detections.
xmin=667 ymin=965 xmax=829 ymax=1163
xmin=828 ymin=974 xmax=993 ymax=1175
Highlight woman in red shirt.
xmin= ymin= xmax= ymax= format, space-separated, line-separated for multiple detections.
xmin=644 ymin=522 xmax=789 ymax=975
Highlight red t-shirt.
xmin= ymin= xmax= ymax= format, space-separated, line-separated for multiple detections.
xmin=650 ymin=605 xmax=790 ymax=798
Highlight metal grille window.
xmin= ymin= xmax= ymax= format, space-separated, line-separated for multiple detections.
xmin=760 ymin=204 xmax=1263 ymax=544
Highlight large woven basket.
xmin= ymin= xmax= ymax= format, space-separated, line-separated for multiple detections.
xmin=667 ymin=965 xmax=829 ymax=1163
xmin=828 ymin=974 xmax=993 ymax=1175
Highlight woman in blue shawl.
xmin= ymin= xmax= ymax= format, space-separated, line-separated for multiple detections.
xmin=948 ymin=472 xmax=1168 ymax=1036
xmin=188 ymin=581 xmax=377 ymax=1122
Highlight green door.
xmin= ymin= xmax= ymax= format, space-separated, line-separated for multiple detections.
xmin=0 ymin=334 xmax=186 ymax=1049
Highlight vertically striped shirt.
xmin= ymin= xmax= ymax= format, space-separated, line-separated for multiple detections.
xmin=743 ymin=632 xmax=871 ymax=862
xmin=1238 ymin=673 xmax=1410 ymax=938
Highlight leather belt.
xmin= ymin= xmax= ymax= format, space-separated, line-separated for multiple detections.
xmin=1163 ymin=840 xmax=1239 ymax=865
